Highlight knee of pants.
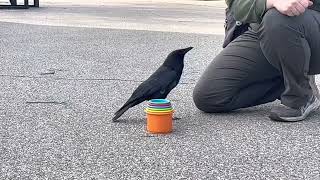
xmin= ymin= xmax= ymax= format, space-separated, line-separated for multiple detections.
xmin=260 ymin=9 xmax=293 ymax=38
xmin=192 ymin=81 xmax=234 ymax=113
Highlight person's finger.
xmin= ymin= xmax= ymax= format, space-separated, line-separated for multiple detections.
xmin=295 ymin=2 xmax=306 ymax=14
xmin=308 ymin=0 xmax=313 ymax=6
xmin=298 ymin=0 xmax=309 ymax=8
xmin=289 ymin=7 xmax=300 ymax=16
xmin=286 ymin=9 xmax=296 ymax=16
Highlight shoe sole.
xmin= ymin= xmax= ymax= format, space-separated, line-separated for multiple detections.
xmin=269 ymin=98 xmax=320 ymax=122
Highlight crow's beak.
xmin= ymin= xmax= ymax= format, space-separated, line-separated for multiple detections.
xmin=182 ymin=47 xmax=193 ymax=54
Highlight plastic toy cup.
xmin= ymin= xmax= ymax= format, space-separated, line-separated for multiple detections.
xmin=145 ymin=99 xmax=174 ymax=134
xmin=146 ymin=107 xmax=173 ymax=111
xmin=148 ymin=103 xmax=171 ymax=107
xmin=149 ymin=99 xmax=170 ymax=104
xmin=146 ymin=111 xmax=173 ymax=134
xmin=148 ymin=105 xmax=172 ymax=108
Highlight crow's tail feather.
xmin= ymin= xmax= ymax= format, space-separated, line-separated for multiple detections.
xmin=112 ymin=102 xmax=134 ymax=122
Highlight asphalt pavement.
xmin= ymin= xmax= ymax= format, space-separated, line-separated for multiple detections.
xmin=0 ymin=1 xmax=225 ymax=34
xmin=1 ymin=2 xmax=320 ymax=180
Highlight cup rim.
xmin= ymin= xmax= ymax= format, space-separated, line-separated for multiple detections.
xmin=149 ymin=99 xmax=170 ymax=104
xmin=145 ymin=110 xmax=174 ymax=115
xmin=146 ymin=108 xmax=173 ymax=111
xmin=148 ymin=105 xmax=172 ymax=108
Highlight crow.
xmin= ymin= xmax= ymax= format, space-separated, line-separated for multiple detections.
xmin=112 ymin=47 xmax=193 ymax=122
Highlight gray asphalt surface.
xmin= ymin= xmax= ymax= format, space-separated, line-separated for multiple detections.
xmin=1 ymin=22 xmax=320 ymax=179
xmin=0 ymin=2 xmax=225 ymax=34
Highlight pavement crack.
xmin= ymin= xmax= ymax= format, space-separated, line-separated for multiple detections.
xmin=0 ymin=74 xmax=43 ymax=79
xmin=26 ymin=101 xmax=67 ymax=105
xmin=0 ymin=74 xmax=144 ymax=82
xmin=40 ymin=68 xmax=66 ymax=75
xmin=40 ymin=71 xmax=55 ymax=75
xmin=0 ymin=74 xmax=195 ymax=84
xmin=64 ymin=78 xmax=144 ymax=83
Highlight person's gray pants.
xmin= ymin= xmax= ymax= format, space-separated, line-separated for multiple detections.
xmin=193 ymin=9 xmax=320 ymax=113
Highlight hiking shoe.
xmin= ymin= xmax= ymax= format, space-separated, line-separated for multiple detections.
xmin=269 ymin=95 xmax=320 ymax=122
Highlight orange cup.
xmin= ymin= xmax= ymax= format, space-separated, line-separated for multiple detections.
xmin=146 ymin=112 xmax=173 ymax=134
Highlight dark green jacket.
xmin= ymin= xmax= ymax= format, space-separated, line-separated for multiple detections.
xmin=226 ymin=0 xmax=320 ymax=23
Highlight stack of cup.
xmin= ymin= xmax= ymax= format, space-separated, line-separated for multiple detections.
xmin=145 ymin=99 xmax=174 ymax=134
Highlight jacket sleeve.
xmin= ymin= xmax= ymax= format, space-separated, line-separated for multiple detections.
xmin=225 ymin=0 xmax=267 ymax=23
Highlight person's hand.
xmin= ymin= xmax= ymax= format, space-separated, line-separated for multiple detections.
xmin=267 ymin=0 xmax=313 ymax=16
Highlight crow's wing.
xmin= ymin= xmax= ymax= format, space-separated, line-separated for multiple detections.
xmin=125 ymin=67 xmax=178 ymax=105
